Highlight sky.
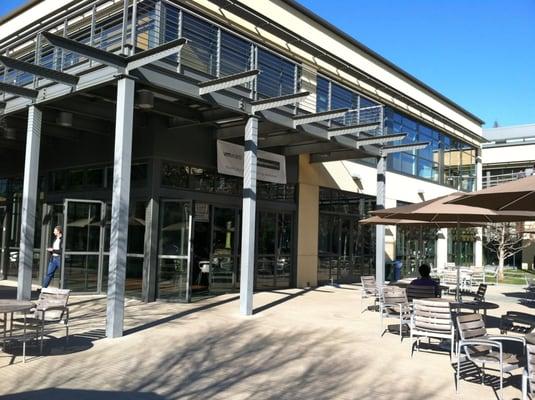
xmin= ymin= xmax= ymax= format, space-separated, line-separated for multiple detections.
xmin=298 ymin=0 xmax=535 ymax=128
xmin=1 ymin=0 xmax=534 ymax=127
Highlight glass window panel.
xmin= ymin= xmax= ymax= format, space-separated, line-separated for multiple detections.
xmin=257 ymin=48 xmax=296 ymax=98
xmin=316 ymin=76 xmax=329 ymax=112
xmin=258 ymin=212 xmax=276 ymax=254
xmin=181 ymin=13 xmax=218 ymax=75
xmin=220 ymin=31 xmax=251 ymax=76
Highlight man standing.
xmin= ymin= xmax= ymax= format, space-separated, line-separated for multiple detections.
xmin=43 ymin=226 xmax=63 ymax=288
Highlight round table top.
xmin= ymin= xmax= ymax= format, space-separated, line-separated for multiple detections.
xmin=451 ymin=301 xmax=499 ymax=310
xmin=0 ymin=299 xmax=34 ymax=314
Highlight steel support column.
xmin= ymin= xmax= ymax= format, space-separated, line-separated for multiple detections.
xmin=239 ymin=116 xmax=258 ymax=316
xmin=375 ymin=155 xmax=386 ymax=285
xmin=142 ymin=197 xmax=159 ymax=303
xmin=474 ymin=149 xmax=483 ymax=267
xmin=106 ymin=77 xmax=135 ymax=338
xmin=17 ymin=105 xmax=42 ymax=300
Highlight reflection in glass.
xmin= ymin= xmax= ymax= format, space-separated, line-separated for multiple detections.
xmin=157 ymin=201 xmax=190 ymax=301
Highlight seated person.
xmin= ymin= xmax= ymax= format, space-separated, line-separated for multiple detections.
xmin=410 ymin=263 xmax=440 ymax=295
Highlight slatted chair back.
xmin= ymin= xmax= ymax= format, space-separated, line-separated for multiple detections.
xmin=456 ymin=313 xmax=487 ymax=342
xmin=36 ymin=288 xmax=70 ymax=321
xmin=471 ymin=266 xmax=485 ymax=286
xmin=382 ymin=286 xmax=408 ymax=311
xmin=361 ymin=275 xmax=377 ymax=295
xmin=442 ymin=270 xmax=457 ymax=286
xmin=406 ymin=285 xmax=437 ymax=302
xmin=474 ymin=283 xmax=487 ymax=302
xmin=412 ymin=299 xmax=453 ymax=335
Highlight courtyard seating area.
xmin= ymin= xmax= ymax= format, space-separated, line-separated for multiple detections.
xmin=0 ymin=280 xmax=532 ymax=399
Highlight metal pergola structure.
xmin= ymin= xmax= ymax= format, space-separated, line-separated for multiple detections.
xmin=0 ymin=31 xmax=430 ymax=336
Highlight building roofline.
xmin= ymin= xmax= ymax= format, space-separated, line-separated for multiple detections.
xmin=0 ymin=0 xmax=43 ymax=25
xmin=280 ymin=0 xmax=485 ymax=126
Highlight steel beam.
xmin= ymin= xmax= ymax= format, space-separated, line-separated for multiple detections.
xmin=198 ymin=70 xmax=259 ymax=95
xmin=342 ymin=133 xmax=407 ymax=148
xmin=283 ymin=141 xmax=339 ymax=156
xmin=292 ymin=108 xmax=348 ymax=127
xmin=127 ymin=38 xmax=187 ymax=70
xmin=309 ymin=149 xmax=371 ymax=163
xmin=106 ymin=77 xmax=135 ymax=338
xmin=0 ymin=55 xmax=79 ymax=86
xmin=381 ymin=141 xmax=429 ymax=155
xmin=375 ymin=155 xmax=386 ymax=286
xmin=240 ymin=116 xmax=259 ymax=316
xmin=327 ymin=122 xmax=379 ymax=138
xmin=43 ymin=32 xmax=128 ymax=70
xmin=249 ymin=91 xmax=310 ymax=114
xmin=0 ymin=82 xmax=38 ymax=99
xmin=17 ymin=105 xmax=42 ymax=301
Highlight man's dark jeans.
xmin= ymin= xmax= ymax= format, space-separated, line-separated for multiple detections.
xmin=43 ymin=256 xmax=60 ymax=288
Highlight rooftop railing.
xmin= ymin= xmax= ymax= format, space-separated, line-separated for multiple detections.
xmin=482 ymin=169 xmax=534 ymax=188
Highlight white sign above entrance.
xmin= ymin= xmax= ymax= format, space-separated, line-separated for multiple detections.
xmin=217 ymin=140 xmax=287 ymax=184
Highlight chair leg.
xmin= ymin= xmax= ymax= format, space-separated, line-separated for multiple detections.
xmin=456 ymin=347 xmax=461 ymax=393
xmin=523 ymin=370 xmax=528 ymax=400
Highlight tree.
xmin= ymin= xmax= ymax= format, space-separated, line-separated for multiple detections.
xmin=484 ymin=222 xmax=530 ymax=281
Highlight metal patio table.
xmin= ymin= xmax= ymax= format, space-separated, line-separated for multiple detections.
xmin=0 ymin=300 xmax=34 ymax=343
xmin=451 ymin=300 xmax=499 ymax=317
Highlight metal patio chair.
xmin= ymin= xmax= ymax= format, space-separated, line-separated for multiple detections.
xmin=523 ymin=344 xmax=535 ymax=400
xmin=379 ymin=286 xmax=411 ymax=341
xmin=360 ymin=275 xmax=380 ymax=313
xmin=410 ymin=299 xmax=455 ymax=357
xmin=15 ymin=288 xmax=70 ymax=353
xmin=525 ymin=276 xmax=535 ymax=304
xmin=456 ymin=313 xmax=525 ymax=400
xmin=406 ymin=285 xmax=438 ymax=301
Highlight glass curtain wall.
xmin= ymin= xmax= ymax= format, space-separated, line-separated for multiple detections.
xmin=448 ymin=228 xmax=475 ymax=265
xmin=317 ymin=188 xmax=376 ymax=284
xmin=384 ymin=108 xmax=477 ymax=190
xmin=395 ymin=226 xmax=437 ymax=278
xmin=156 ymin=2 xmax=300 ymax=100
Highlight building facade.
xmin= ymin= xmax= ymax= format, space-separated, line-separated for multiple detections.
xmin=482 ymin=123 xmax=535 ymax=269
xmin=0 ymin=0 xmax=484 ymax=334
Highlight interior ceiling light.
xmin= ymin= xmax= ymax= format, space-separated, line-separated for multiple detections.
xmin=56 ymin=111 xmax=73 ymax=127
xmin=136 ymin=90 xmax=154 ymax=109
xmin=214 ymin=116 xmax=243 ymax=125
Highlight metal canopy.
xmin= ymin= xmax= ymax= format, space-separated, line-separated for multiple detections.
xmin=0 ymin=55 xmax=79 ymax=86
xmin=0 ymin=82 xmax=38 ymax=99
xmin=327 ymin=121 xmax=379 ymax=138
xmin=43 ymin=32 xmax=128 ymax=69
xmin=342 ymin=133 xmax=407 ymax=148
xmin=249 ymin=91 xmax=310 ymax=114
xmin=198 ymin=70 xmax=259 ymax=95
xmin=380 ymin=141 xmax=430 ymax=155
xmin=124 ymin=38 xmax=187 ymax=70
xmin=43 ymin=33 xmax=186 ymax=73
xmin=293 ymin=108 xmax=348 ymax=127
xmin=309 ymin=148 xmax=370 ymax=163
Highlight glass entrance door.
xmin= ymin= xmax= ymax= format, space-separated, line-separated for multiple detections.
xmin=158 ymin=200 xmax=192 ymax=301
xmin=61 ymin=199 xmax=105 ymax=292
xmin=256 ymin=211 xmax=293 ymax=289
xmin=210 ymin=207 xmax=240 ymax=293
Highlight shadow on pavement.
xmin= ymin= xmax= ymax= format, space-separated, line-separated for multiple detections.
xmin=1 ymin=388 xmax=165 ymax=399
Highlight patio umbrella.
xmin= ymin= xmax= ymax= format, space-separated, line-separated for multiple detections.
xmin=359 ymin=216 xmax=482 ymax=228
xmin=447 ymin=175 xmax=535 ymax=211
xmin=370 ymin=192 xmax=535 ymax=300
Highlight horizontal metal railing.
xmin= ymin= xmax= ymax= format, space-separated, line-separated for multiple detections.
xmin=0 ymin=0 xmax=383 ymax=123
xmin=482 ymin=170 xmax=534 ymax=188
